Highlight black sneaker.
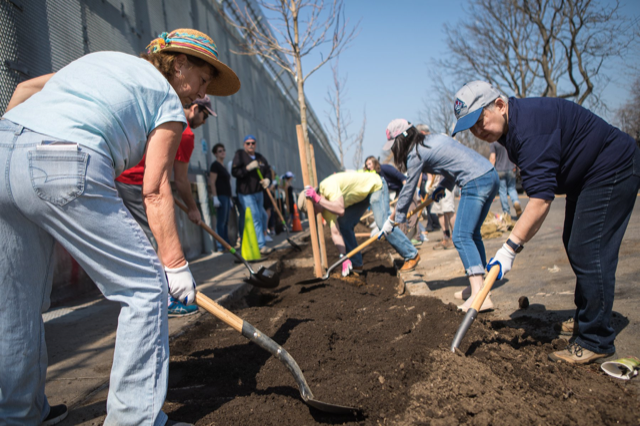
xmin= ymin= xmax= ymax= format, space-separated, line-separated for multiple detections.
xmin=42 ymin=404 xmax=68 ymax=426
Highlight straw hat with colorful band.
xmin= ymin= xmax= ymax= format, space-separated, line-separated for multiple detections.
xmin=147 ymin=29 xmax=240 ymax=97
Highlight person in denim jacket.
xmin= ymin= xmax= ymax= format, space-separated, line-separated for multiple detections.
xmin=382 ymin=119 xmax=499 ymax=312
xmin=0 ymin=29 xmax=239 ymax=426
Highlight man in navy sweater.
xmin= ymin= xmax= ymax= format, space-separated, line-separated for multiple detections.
xmin=453 ymin=81 xmax=640 ymax=364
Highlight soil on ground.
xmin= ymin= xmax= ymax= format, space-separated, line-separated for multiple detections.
xmin=163 ymin=229 xmax=640 ymax=425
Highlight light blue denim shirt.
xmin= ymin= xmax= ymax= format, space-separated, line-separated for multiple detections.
xmin=395 ymin=134 xmax=493 ymax=223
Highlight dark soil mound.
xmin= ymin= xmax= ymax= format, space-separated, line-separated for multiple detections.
xmin=164 ymin=241 xmax=639 ymax=425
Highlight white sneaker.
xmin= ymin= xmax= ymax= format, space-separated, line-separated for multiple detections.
xmin=264 ymin=234 xmax=273 ymax=242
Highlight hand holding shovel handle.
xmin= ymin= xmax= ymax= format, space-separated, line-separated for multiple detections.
xmin=174 ymin=198 xmax=279 ymax=288
xmin=450 ymin=265 xmax=501 ymax=352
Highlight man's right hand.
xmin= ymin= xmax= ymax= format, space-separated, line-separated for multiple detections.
xmin=165 ymin=262 xmax=197 ymax=305
xmin=213 ymin=196 xmax=221 ymax=208
xmin=246 ymin=160 xmax=259 ymax=171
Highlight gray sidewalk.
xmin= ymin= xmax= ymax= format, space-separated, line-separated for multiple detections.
xmin=42 ymin=228 xmax=308 ymax=425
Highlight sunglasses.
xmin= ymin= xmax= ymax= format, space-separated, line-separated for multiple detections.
xmin=245 ymin=141 xmax=256 ymax=146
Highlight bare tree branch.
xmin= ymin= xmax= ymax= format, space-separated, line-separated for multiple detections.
xmin=221 ymin=0 xmax=359 ymax=178
xmin=440 ymin=0 xmax=636 ymax=107
xmin=351 ymin=109 xmax=366 ymax=170
xmin=325 ymin=59 xmax=351 ymax=170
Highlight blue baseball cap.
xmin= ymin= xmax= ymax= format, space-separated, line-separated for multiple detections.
xmin=244 ymin=134 xmax=257 ymax=143
xmin=452 ymin=81 xmax=501 ymax=136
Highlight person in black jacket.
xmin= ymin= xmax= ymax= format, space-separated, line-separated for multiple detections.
xmin=231 ymin=134 xmax=272 ymax=253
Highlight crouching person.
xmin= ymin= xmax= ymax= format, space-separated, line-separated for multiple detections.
xmin=298 ymin=171 xmax=420 ymax=276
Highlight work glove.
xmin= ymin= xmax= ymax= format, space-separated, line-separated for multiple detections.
xmin=430 ymin=185 xmax=446 ymax=202
xmin=260 ymin=178 xmax=270 ymax=189
xmin=304 ymin=185 xmax=322 ymax=203
xmin=379 ymin=217 xmax=396 ymax=239
xmin=213 ymin=196 xmax=221 ymax=208
xmin=341 ymin=255 xmax=352 ymax=277
xmin=246 ymin=160 xmax=259 ymax=171
xmin=165 ymin=262 xmax=197 ymax=305
xmin=487 ymin=243 xmax=517 ymax=280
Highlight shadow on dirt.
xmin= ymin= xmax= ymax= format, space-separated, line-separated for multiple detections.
xmin=424 ymin=275 xmax=509 ymax=292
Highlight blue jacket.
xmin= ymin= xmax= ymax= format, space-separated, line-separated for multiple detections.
xmin=500 ymin=97 xmax=636 ymax=200
xmin=380 ymin=164 xmax=406 ymax=192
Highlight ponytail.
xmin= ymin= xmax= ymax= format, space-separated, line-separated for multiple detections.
xmin=391 ymin=126 xmax=426 ymax=173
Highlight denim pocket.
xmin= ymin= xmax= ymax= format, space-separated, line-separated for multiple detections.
xmin=29 ymin=150 xmax=88 ymax=206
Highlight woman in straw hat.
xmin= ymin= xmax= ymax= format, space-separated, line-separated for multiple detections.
xmin=0 ymin=29 xmax=239 ymax=425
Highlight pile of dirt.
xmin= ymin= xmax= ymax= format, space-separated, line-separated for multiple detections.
xmin=164 ymin=241 xmax=639 ymax=425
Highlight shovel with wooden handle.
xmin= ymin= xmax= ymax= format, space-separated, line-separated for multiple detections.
xmin=450 ymin=265 xmax=501 ymax=352
xmin=256 ymin=169 xmax=302 ymax=252
xmin=297 ymin=198 xmax=435 ymax=285
xmin=196 ymin=292 xmax=360 ymax=414
xmin=174 ymin=199 xmax=279 ymax=289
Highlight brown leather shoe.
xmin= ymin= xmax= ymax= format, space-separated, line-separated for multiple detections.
xmin=548 ymin=342 xmax=614 ymax=364
xmin=399 ymin=254 xmax=420 ymax=272
xmin=433 ymin=239 xmax=454 ymax=250
xmin=514 ymin=202 xmax=523 ymax=218
xmin=554 ymin=317 xmax=578 ymax=336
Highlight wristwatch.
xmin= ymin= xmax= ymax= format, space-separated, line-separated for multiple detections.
xmin=506 ymin=238 xmax=524 ymax=253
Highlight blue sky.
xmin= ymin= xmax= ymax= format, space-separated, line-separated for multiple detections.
xmin=295 ymin=0 xmax=640 ymax=168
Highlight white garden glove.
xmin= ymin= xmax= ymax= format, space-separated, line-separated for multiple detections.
xmin=260 ymin=178 xmax=270 ymax=189
xmin=213 ymin=196 xmax=221 ymax=208
xmin=487 ymin=243 xmax=517 ymax=279
xmin=165 ymin=262 xmax=196 ymax=305
xmin=379 ymin=217 xmax=396 ymax=239
xmin=246 ymin=160 xmax=259 ymax=171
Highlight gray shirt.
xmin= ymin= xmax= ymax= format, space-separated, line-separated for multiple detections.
xmin=395 ymin=134 xmax=493 ymax=223
xmin=489 ymin=142 xmax=515 ymax=172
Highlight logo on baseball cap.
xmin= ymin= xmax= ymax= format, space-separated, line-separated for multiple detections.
xmin=383 ymin=119 xmax=412 ymax=151
xmin=452 ymin=81 xmax=501 ymax=136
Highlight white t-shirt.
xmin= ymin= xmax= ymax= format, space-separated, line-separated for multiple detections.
xmin=4 ymin=51 xmax=186 ymax=176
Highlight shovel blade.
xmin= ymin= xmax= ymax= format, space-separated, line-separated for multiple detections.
xmin=243 ymin=266 xmax=279 ymax=289
xmin=303 ymin=397 xmax=361 ymax=415
xmin=287 ymin=238 xmax=303 ymax=251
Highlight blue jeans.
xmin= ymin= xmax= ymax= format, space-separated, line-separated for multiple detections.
xmin=338 ymin=181 xmax=418 ymax=267
xmin=238 ymin=192 xmax=266 ymax=249
xmin=216 ymin=195 xmax=231 ymax=248
xmin=498 ymin=170 xmax=520 ymax=214
xmin=452 ymin=170 xmax=500 ymax=276
xmin=0 ymin=121 xmax=168 ymax=425
xmin=372 ymin=180 xmax=418 ymax=261
xmin=563 ymin=148 xmax=640 ymax=354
